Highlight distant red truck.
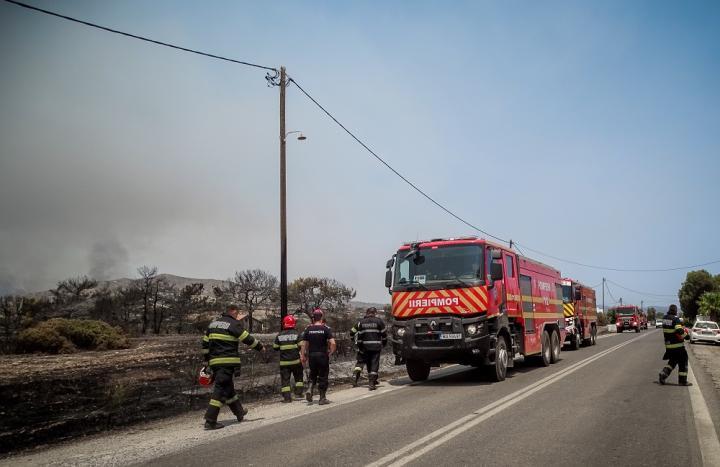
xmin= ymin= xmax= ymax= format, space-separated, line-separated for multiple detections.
xmin=612 ymin=306 xmax=643 ymax=333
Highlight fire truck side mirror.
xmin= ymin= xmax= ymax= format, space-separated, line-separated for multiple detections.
xmin=491 ymin=249 xmax=502 ymax=260
xmin=386 ymin=257 xmax=395 ymax=269
xmin=490 ymin=263 xmax=503 ymax=281
xmin=385 ymin=269 xmax=393 ymax=289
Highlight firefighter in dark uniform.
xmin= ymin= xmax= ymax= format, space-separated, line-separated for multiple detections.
xmin=351 ymin=307 xmax=387 ymax=390
xmin=273 ymin=314 xmax=304 ymax=402
xmin=659 ymin=304 xmax=691 ymax=386
xmin=300 ymin=309 xmax=336 ymax=405
xmin=201 ymin=304 xmax=264 ymax=430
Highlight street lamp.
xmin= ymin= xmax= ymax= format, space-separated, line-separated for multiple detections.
xmin=279 ymin=126 xmax=307 ymax=320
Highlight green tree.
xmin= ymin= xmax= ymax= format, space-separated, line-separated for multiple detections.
xmin=646 ymin=307 xmax=656 ymax=323
xmin=697 ymin=291 xmax=720 ymax=323
xmin=678 ymin=270 xmax=716 ymax=324
xmin=289 ymin=277 xmax=356 ymax=318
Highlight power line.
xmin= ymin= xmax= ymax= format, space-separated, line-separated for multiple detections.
xmin=6 ymin=0 xmax=720 ymax=274
xmin=605 ymin=279 xmax=677 ymax=298
xmin=287 ymin=76 xmax=509 ymax=244
xmin=605 ymin=282 xmax=618 ymax=304
xmin=2 ymin=0 xmax=277 ymax=72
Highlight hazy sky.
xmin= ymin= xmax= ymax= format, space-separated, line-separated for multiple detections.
xmin=1 ymin=0 xmax=718 ymax=305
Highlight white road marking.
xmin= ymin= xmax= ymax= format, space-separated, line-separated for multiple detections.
xmin=367 ymin=332 xmax=652 ymax=467
xmin=687 ymin=366 xmax=720 ymax=466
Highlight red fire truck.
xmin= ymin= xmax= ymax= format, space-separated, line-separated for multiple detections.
xmin=560 ymin=278 xmax=598 ymax=350
xmin=612 ymin=305 xmax=643 ymax=333
xmin=385 ymin=237 xmax=566 ymax=382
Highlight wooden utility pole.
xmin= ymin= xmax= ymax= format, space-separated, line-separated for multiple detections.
xmin=602 ymin=277 xmax=605 ymax=314
xmin=279 ymin=66 xmax=288 ymax=319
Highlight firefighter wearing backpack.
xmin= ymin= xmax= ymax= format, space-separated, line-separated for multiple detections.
xmin=201 ymin=304 xmax=264 ymax=430
xmin=351 ymin=307 xmax=387 ymax=390
xmin=273 ymin=314 xmax=304 ymax=402
xmin=659 ymin=304 xmax=691 ymax=386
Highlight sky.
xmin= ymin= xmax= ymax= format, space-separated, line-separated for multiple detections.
xmin=1 ymin=0 xmax=719 ymax=305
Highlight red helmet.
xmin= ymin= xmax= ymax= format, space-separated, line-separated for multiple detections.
xmin=198 ymin=366 xmax=214 ymax=386
xmin=282 ymin=315 xmax=297 ymax=330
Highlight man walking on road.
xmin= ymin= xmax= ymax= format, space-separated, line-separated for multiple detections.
xmin=300 ymin=308 xmax=336 ymax=405
xmin=273 ymin=314 xmax=304 ymax=402
xmin=659 ymin=304 xmax=691 ymax=386
xmin=201 ymin=304 xmax=264 ymax=430
xmin=350 ymin=307 xmax=387 ymax=390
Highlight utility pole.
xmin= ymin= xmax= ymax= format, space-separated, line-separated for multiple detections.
xmin=641 ymin=300 xmax=643 ymax=311
xmin=619 ymin=297 xmax=623 ymax=306
xmin=602 ymin=277 xmax=605 ymax=314
xmin=279 ymin=66 xmax=287 ymax=319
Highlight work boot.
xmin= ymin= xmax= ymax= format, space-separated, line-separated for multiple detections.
xmin=368 ymin=374 xmax=377 ymax=391
xmin=204 ymin=420 xmax=224 ymax=430
xmin=306 ymin=384 xmax=315 ymax=403
xmin=228 ymin=400 xmax=248 ymax=422
xmin=352 ymin=370 xmax=361 ymax=388
xmin=318 ymin=390 xmax=330 ymax=405
xmin=679 ymin=381 xmax=693 ymax=386
xmin=658 ymin=371 xmax=667 ymax=385
xmin=282 ymin=393 xmax=292 ymax=403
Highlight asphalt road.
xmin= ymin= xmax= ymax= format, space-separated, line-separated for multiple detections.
xmin=147 ymin=330 xmax=717 ymax=467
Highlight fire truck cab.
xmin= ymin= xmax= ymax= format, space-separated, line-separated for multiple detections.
xmin=560 ymin=278 xmax=598 ymax=350
xmin=385 ymin=237 xmax=566 ymax=383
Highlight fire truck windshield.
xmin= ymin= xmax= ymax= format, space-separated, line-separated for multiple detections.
xmin=616 ymin=309 xmax=637 ymax=316
xmin=561 ymin=285 xmax=573 ymax=303
xmin=393 ymin=245 xmax=484 ymax=290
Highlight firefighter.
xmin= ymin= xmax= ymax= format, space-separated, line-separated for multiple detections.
xmin=659 ymin=304 xmax=691 ymax=386
xmin=351 ymin=307 xmax=387 ymax=390
xmin=299 ymin=308 xmax=336 ymax=405
xmin=201 ymin=304 xmax=264 ymax=430
xmin=273 ymin=314 xmax=304 ymax=402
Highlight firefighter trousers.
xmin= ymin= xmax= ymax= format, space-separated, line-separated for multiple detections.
xmin=353 ymin=350 xmax=365 ymax=374
xmin=308 ymin=352 xmax=329 ymax=392
xmin=280 ymin=363 xmax=304 ymax=397
xmin=662 ymin=348 xmax=689 ymax=384
xmin=205 ymin=366 xmax=244 ymax=422
xmin=363 ymin=350 xmax=381 ymax=379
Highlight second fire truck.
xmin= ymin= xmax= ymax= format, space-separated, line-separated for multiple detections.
xmin=385 ymin=237 xmax=567 ymax=382
xmin=560 ymin=278 xmax=598 ymax=350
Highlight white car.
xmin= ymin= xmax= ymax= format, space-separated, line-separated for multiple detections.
xmin=655 ymin=321 xmax=663 ymax=328
xmin=690 ymin=321 xmax=720 ymax=345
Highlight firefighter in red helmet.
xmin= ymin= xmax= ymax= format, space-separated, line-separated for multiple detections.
xmin=272 ymin=314 xmax=305 ymax=402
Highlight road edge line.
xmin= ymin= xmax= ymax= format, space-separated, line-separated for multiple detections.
xmin=687 ymin=366 xmax=720 ymax=466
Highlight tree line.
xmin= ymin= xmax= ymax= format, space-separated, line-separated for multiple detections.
xmin=0 ymin=267 xmax=356 ymax=353
xmin=678 ymin=269 xmax=720 ymax=323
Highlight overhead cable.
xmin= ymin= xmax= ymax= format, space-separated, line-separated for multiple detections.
xmin=2 ymin=0 xmax=277 ymax=72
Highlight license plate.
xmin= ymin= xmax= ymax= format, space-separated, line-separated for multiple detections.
xmin=440 ymin=333 xmax=462 ymax=340
xmin=703 ymin=331 xmax=712 ymax=335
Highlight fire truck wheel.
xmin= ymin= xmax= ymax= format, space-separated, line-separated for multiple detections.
xmin=538 ymin=330 xmax=551 ymax=367
xmin=486 ymin=336 xmax=508 ymax=382
xmin=550 ymin=331 xmax=561 ymax=363
xmin=571 ymin=332 xmax=580 ymax=351
xmin=406 ymin=359 xmax=431 ymax=382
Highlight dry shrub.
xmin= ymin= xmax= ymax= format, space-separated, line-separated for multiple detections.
xmin=16 ymin=318 xmax=131 ymax=354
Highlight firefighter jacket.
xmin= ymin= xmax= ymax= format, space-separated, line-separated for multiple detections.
xmin=202 ymin=313 xmax=263 ymax=367
xmin=662 ymin=315 xmax=687 ymax=350
xmin=351 ymin=316 xmax=387 ymax=352
xmin=273 ymin=329 xmax=301 ymax=366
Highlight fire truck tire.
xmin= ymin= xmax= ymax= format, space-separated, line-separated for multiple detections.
xmin=550 ymin=331 xmax=561 ymax=363
xmin=571 ymin=332 xmax=581 ymax=350
xmin=406 ymin=359 xmax=430 ymax=382
xmin=485 ymin=336 xmax=508 ymax=382
xmin=537 ymin=330 xmax=551 ymax=367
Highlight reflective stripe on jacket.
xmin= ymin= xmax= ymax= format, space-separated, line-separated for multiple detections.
xmin=662 ymin=315 xmax=686 ymax=350
xmin=353 ymin=316 xmax=387 ymax=352
xmin=273 ymin=329 xmax=301 ymax=366
xmin=202 ymin=313 xmax=263 ymax=367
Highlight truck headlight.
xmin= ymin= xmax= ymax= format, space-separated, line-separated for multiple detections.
xmin=396 ymin=327 xmax=406 ymax=337
xmin=466 ymin=324 xmax=478 ymax=336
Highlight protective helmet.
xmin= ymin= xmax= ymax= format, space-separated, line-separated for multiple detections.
xmin=282 ymin=314 xmax=297 ymax=330
xmin=668 ymin=304 xmax=678 ymax=315
xmin=198 ymin=366 xmax=214 ymax=386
